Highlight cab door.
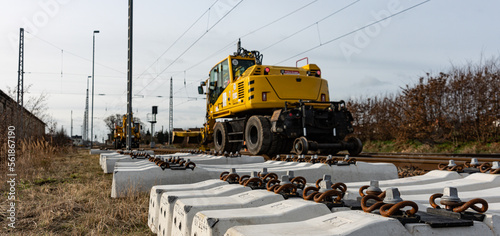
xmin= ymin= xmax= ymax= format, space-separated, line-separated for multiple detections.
xmin=208 ymin=59 xmax=230 ymax=110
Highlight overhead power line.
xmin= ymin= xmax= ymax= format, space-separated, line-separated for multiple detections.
xmin=261 ymin=0 xmax=361 ymax=51
xmin=240 ymin=0 xmax=319 ymax=39
xmin=136 ymin=0 xmax=244 ymax=95
xmin=172 ymin=0 xmax=321 ymax=95
xmin=134 ymin=0 xmax=220 ymax=82
xmin=275 ymin=0 xmax=432 ymax=64
xmin=24 ymin=31 xmax=125 ymax=75
xmin=183 ymin=0 xmax=320 ymax=74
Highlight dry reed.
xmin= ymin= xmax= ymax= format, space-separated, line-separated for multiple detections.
xmin=1 ymin=145 xmax=153 ymax=235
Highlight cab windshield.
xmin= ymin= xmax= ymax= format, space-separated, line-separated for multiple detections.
xmin=232 ymin=59 xmax=255 ymax=79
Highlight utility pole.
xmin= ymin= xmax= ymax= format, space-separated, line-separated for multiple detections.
xmin=84 ymin=76 xmax=90 ymax=142
xmin=17 ymin=28 xmax=24 ymax=139
xmin=126 ymin=0 xmax=133 ymax=150
xmin=168 ymin=77 xmax=173 ymax=145
xmin=91 ymin=30 xmax=99 ymax=148
xmin=71 ymin=110 xmax=73 ymax=137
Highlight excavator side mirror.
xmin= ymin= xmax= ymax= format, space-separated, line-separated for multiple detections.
xmin=198 ymin=86 xmax=204 ymax=94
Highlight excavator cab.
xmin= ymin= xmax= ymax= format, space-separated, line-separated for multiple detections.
xmin=206 ymin=57 xmax=256 ymax=105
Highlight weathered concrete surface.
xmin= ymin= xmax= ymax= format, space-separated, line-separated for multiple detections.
xmin=224 ymin=210 xmax=494 ymax=236
xmin=169 ymin=190 xmax=284 ymax=236
xmin=147 ymin=179 xmax=229 ymax=234
xmin=152 ymin=184 xmax=252 ymax=235
xmin=192 ymin=198 xmax=331 ymax=236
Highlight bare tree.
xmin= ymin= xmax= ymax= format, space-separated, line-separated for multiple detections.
xmin=6 ymin=84 xmax=56 ymax=136
xmin=103 ymin=114 xmax=123 ymax=134
xmin=348 ymin=55 xmax=500 ymax=144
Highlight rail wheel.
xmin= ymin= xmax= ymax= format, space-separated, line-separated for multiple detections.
xmin=245 ymin=116 xmax=272 ymax=155
xmin=293 ymin=136 xmax=309 ymax=155
xmin=213 ymin=122 xmax=233 ymax=153
xmin=347 ymin=137 xmax=363 ymax=156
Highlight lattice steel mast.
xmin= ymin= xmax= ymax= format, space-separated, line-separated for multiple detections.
xmin=17 ymin=28 xmax=24 ymax=139
xmin=168 ymin=77 xmax=173 ymax=145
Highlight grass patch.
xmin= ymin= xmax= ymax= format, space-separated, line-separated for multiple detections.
xmin=1 ymin=148 xmax=153 ymax=235
xmin=33 ymin=177 xmax=58 ymax=186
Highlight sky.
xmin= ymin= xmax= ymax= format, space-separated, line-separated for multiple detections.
xmin=1 ymin=0 xmax=499 ymax=142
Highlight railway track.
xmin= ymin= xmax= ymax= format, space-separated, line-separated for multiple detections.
xmin=98 ymin=146 xmax=499 ymax=171
xmin=353 ymin=153 xmax=500 ymax=171
xmin=269 ymin=152 xmax=499 ymax=171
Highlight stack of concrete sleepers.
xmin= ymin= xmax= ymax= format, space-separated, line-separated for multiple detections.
xmin=149 ymin=170 xmax=500 ymax=236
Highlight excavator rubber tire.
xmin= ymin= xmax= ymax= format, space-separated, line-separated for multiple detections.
xmin=245 ymin=115 xmax=272 ymax=155
xmin=213 ymin=122 xmax=234 ymax=153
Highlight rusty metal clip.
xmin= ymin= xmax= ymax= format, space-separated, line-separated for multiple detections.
xmin=429 ymin=187 xmax=488 ymax=213
xmin=331 ymin=182 xmax=347 ymax=194
xmin=266 ymin=179 xmax=280 ymax=192
xmin=437 ymin=160 xmax=464 ymax=172
xmin=290 ymin=176 xmax=306 ymax=190
xmin=379 ymin=201 xmax=419 ymax=217
xmin=313 ymin=189 xmax=343 ymax=203
xmin=309 ymin=155 xmax=320 ymax=164
xmin=239 ymin=175 xmax=251 ymax=185
xmin=321 ymin=155 xmax=338 ymax=166
xmin=303 ymin=186 xmax=320 ymax=200
xmin=223 ymin=173 xmax=240 ymax=183
xmin=359 ymin=180 xmax=383 ymax=197
xmin=244 ymin=177 xmax=263 ymax=188
xmin=259 ymin=172 xmax=278 ymax=183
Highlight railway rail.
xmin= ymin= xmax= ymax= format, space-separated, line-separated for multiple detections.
xmin=352 ymin=153 xmax=500 ymax=171
xmin=270 ymin=152 xmax=500 ymax=172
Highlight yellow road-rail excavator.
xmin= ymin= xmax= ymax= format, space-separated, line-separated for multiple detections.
xmin=198 ymin=40 xmax=362 ymax=156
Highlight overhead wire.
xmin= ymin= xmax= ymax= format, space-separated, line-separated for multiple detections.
xmin=172 ymin=0 xmax=321 ymax=95
xmin=274 ymin=0 xmax=432 ymax=64
xmin=183 ymin=0 xmax=320 ymax=76
xmin=25 ymin=31 xmax=125 ymax=75
xmin=133 ymin=0 xmax=220 ymax=82
xmin=240 ymin=0 xmax=319 ymax=39
xmin=135 ymin=0 xmax=244 ymax=95
xmin=261 ymin=0 xmax=361 ymax=51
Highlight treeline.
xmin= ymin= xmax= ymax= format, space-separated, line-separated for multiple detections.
xmin=347 ymin=57 xmax=500 ymax=143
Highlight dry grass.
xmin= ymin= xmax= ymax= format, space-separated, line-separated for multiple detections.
xmin=362 ymin=140 xmax=500 ymax=154
xmin=1 ymin=146 xmax=153 ymax=235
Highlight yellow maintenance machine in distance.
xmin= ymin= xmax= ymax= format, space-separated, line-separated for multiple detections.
xmin=113 ymin=115 xmax=141 ymax=149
